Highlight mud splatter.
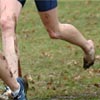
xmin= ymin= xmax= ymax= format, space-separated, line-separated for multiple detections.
xmin=9 ymin=71 xmax=13 ymax=78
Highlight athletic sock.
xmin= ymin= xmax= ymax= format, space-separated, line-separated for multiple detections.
xmin=11 ymin=85 xmax=20 ymax=97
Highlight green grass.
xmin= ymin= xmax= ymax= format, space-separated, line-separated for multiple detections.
xmin=1 ymin=0 xmax=100 ymax=100
xmin=18 ymin=0 xmax=100 ymax=100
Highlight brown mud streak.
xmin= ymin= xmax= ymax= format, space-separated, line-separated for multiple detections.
xmin=13 ymin=14 xmax=22 ymax=77
xmin=9 ymin=71 xmax=13 ymax=78
xmin=0 ymin=53 xmax=6 ymax=60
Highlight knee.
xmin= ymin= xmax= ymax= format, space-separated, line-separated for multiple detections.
xmin=0 ymin=15 xmax=15 ymax=35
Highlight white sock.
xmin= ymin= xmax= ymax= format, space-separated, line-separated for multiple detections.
xmin=12 ymin=85 xmax=20 ymax=97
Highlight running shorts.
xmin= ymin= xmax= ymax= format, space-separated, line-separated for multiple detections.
xmin=18 ymin=0 xmax=26 ymax=7
xmin=34 ymin=0 xmax=57 ymax=12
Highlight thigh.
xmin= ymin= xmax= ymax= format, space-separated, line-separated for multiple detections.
xmin=35 ymin=0 xmax=59 ymax=30
xmin=34 ymin=0 xmax=57 ymax=12
xmin=0 ymin=0 xmax=22 ymax=21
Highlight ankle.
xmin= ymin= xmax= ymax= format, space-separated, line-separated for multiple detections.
xmin=83 ymin=40 xmax=94 ymax=55
xmin=12 ymin=84 xmax=20 ymax=97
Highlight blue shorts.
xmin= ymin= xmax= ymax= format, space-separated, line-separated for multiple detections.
xmin=18 ymin=0 xmax=26 ymax=7
xmin=34 ymin=0 xmax=57 ymax=12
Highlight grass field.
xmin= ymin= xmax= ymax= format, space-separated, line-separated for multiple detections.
xmin=1 ymin=0 xmax=100 ymax=100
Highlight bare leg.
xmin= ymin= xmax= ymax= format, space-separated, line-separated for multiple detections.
xmin=0 ymin=0 xmax=22 ymax=78
xmin=0 ymin=0 xmax=27 ymax=99
xmin=0 ymin=0 xmax=22 ymax=96
xmin=0 ymin=53 xmax=19 ymax=91
xmin=0 ymin=52 xmax=27 ymax=99
xmin=38 ymin=8 xmax=95 ymax=69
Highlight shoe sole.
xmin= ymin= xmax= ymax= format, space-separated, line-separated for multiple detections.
xmin=83 ymin=57 xmax=95 ymax=69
